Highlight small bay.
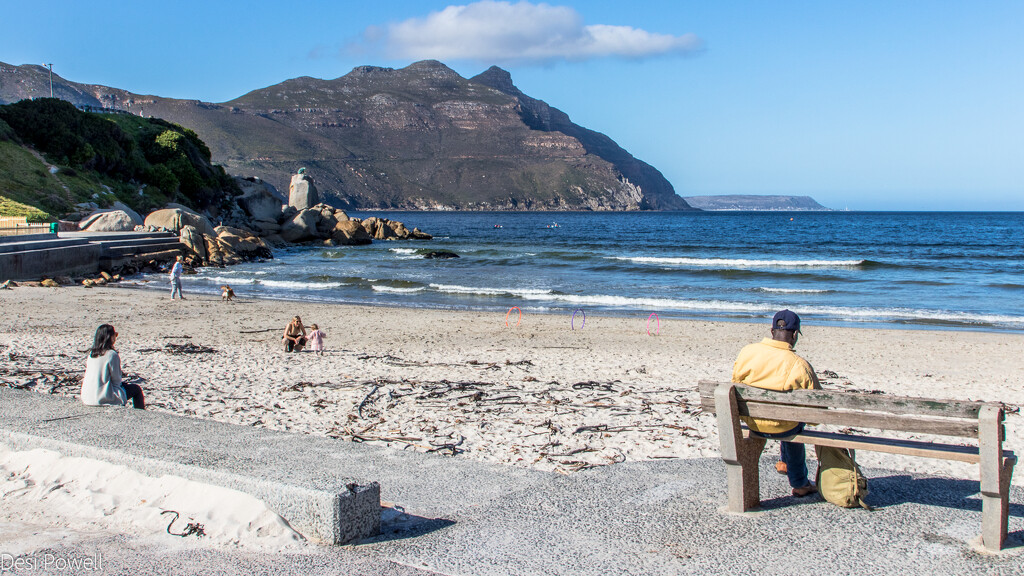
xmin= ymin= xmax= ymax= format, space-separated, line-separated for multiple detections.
xmin=139 ymin=211 xmax=1024 ymax=332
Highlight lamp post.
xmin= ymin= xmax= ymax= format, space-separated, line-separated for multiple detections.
xmin=42 ymin=63 xmax=53 ymax=98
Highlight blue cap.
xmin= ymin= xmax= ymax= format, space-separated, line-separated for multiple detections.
xmin=772 ymin=309 xmax=801 ymax=332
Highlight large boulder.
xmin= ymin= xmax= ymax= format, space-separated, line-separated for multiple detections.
xmin=280 ymin=209 xmax=320 ymax=243
xmin=361 ymin=217 xmax=399 ymax=240
xmin=288 ymin=173 xmax=320 ymax=211
xmin=214 ymin=226 xmax=272 ymax=259
xmin=331 ymin=220 xmax=373 ymax=245
xmin=179 ymin=225 xmax=207 ymax=261
xmin=145 ymin=207 xmax=215 ymax=237
xmin=79 ymin=210 xmax=136 ymax=232
xmin=235 ymin=176 xmax=285 ymax=222
xmin=111 ymin=201 xmax=144 ymax=226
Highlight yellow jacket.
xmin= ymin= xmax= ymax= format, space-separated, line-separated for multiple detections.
xmin=731 ymin=338 xmax=820 ymax=434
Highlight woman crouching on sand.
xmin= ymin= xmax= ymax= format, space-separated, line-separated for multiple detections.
xmin=283 ymin=316 xmax=307 ymax=353
xmin=81 ymin=324 xmax=145 ymax=409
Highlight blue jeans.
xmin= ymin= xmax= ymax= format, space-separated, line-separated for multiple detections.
xmin=171 ymin=277 xmax=183 ymax=299
xmin=753 ymin=423 xmax=809 ymax=488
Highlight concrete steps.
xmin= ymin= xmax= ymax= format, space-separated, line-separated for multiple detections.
xmin=0 ymin=231 xmax=184 ymax=281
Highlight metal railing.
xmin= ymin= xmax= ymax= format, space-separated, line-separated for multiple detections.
xmin=0 ymin=218 xmax=57 ymax=236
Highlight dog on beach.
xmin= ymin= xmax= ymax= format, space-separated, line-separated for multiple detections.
xmin=221 ymin=285 xmax=235 ymax=301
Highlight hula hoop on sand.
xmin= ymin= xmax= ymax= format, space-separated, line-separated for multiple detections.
xmin=506 ymin=306 xmax=522 ymax=327
xmin=571 ymin=308 xmax=586 ymax=330
xmin=647 ymin=313 xmax=660 ymax=336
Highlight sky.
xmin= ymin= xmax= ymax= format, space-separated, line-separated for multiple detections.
xmin=2 ymin=1 xmax=1022 ymax=210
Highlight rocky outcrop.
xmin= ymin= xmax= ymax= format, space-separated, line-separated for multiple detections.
xmin=79 ymin=210 xmax=136 ymax=232
xmin=144 ymin=207 xmax=216 ymax=237
xmin=235 ymin=176 xmax=285 ymax=222
xmin=288 ymin=172 xmax=319 ymax=211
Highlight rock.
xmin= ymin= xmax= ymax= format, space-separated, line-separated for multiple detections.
xmin=333 ymin=209 xmax=350 ymax=222
xmin=215 ymin=226 xmax=272 ymax=259
xmin=288 ymin=172 xmax=320 ymax=210
xmin=235 ymin=176 xmax=285 ymax=222
xmin=145 ymin=208 xmax=216 ymax=236
xmin=423 ymin=251 xmax=459 ymax=259
xmin=99 ymin=271 xmax=113 ymax=281
xmin=410 ymin=227 xmax=433 ymax=240
xmin=82 ymin=279 xmax=96 ymax=287
xmin=331 ymin=220 xmax=373 ymax=245
xmin=0 ymin=280 xmax=14 ymax=289
xmin=112 ymin=201 xmax=144 ymax=226
xmin=78 ymin=210 xmax=137 ymax=232
xmin=94 ymin=277 xmax=108 ymax=286
xmin=179 ymin=225 xmax=208 ymax=262
xmin=54 ymin=276 xmax=72 ymax=285
xmin=40 ymin=278 xmax=59 ymax=287
xmin=251 ymin=219 xmax=281 ymax=235
xmin=280 ymin=209 xmax=320 ymax=243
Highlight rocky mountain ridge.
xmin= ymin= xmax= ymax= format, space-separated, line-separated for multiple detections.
xmin=0 ymin=61 xmax=692 ymax=211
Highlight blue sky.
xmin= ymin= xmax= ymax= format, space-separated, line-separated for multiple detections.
xmin=3 ymin=1 xmax=1022 ymax=210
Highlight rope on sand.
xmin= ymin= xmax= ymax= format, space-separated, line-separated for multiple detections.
xmin=571 ymin=308 xmax=585 ymax=330
xmin=505 ymin=306 xmax=522 ymax=327
xmin=647 ymin=313 xmax=660 ymax=336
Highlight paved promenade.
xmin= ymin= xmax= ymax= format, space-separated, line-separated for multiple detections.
xmin=1 ymin=388 xmax=1021 ymax=575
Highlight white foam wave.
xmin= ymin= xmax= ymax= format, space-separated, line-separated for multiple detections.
xmin=372 ymin=285 xmax=425 ymax=294
xmin=610 ymin=257 xmax=865 ymax=268
xmin=429 ymin=284 xmax=553 ymax=297
xmin=389 ymin=248 xmax=418 ymax=255
xmin=758 ymin=287 xmax=831 ymax=294
xmin=255 ymin=279 xmax=344 ymax=290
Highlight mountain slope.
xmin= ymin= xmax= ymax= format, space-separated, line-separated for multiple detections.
xmin=0 ymin=60 xmax=693 ymax=211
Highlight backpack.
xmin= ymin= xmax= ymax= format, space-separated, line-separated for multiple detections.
xmin=815 ymin=446 xmax=872 ymax=510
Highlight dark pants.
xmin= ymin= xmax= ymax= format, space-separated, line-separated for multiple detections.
xmin=752 ymin=423 xmax=808 ymax=488
xmin=285 ymin=336 xmax=306 ymax=352
xmin=122 ymin=383 xmax=145 ymax=409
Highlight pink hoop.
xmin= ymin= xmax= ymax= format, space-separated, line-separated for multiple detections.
xmin=647 ymin=312 xmax=660 ymax=336
xmin=506 ymin=306 xmax=522 ymax=327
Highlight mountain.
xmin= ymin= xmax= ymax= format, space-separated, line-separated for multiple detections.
xmin=0 ymin=61 xmax=692 ymax=211
xmin=682 ymin=195 xmax=831 ymax=211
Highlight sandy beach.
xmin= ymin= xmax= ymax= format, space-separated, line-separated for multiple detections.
xmin=2 ymin=284 xmax=1021 ymax=486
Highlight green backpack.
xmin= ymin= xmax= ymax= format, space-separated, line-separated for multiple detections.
xmin=815 ymin=446 xmax=873 ymax=510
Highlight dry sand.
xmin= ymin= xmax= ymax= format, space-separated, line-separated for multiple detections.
xmin=2 ymin=284 xmax=1021 ymax=487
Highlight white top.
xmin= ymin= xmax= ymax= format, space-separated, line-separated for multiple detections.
xmin=81 ymin=350 xmax=127 ymax=406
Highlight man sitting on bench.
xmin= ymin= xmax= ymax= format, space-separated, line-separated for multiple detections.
xmin=732 ymin=309 xmax=821 ymax=497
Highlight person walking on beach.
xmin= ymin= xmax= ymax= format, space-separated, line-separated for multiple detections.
xmin=81 ymin=324 xmax=145 ymax=409
xmin=170 ymin=256 xmax=185 ymax=300
xmin=732 ymin=309 xmax=820 ymax=497
xmin=307 ymin=324 xmax=326 ymax=356
xmin=283 ymin=316 xmax=307 ymax=352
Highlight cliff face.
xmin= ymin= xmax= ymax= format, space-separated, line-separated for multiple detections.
xmin=0 ymin=60 xmax=693 ymax=211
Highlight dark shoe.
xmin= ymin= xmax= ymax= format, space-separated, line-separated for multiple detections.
xmin=775 ymin=461 xmax=788 ymax=475
xmin=792 ymin=483 xmax=817 ymax=498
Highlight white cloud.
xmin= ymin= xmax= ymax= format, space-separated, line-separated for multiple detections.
xmin=366 ymin=1 xmax=702 ymax=63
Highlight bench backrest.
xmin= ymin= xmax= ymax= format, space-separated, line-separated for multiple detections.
xmin=697 ymin=380 xmax=1005 ymax=439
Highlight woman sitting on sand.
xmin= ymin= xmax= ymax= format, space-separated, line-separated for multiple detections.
xmin=283 ymin=316 xmax=307 ymax=353
xmin=81 ymin=324 xmax=145 ymax=409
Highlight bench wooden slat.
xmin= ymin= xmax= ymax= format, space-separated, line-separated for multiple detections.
xmin=698 ymin=380 xmax=985 ymax=419
xmin=747 ymin=429 xmax=987 ymax=463
xmin=736 ymin=403 xmax=979 ymax=437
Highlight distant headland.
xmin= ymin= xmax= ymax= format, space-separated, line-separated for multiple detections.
xmin=683 ymin=195 xmax=832 ymax=211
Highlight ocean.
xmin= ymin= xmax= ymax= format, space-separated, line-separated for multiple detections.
xmin=139 ymin=211 xmax=1024 ymax=332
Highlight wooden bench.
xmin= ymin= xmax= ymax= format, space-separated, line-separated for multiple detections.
xmin=698 ymin=380 xmax=1017 ymax=551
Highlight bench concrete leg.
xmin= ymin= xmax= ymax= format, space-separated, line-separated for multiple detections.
xmin=979 ymin=405 xmax=1013 ymax=551
xmin=716 ymin=383 xmax=766 ymax=512
xmin=981 ymin=455 xmax=1016 ymax=552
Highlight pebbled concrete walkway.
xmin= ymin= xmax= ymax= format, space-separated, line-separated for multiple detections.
xmin=1 ymin=388 xmax=1022 ymax=575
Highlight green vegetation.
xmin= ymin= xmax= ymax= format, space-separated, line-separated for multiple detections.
xmin=0 ymin=98 xmax=238 ymax=220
